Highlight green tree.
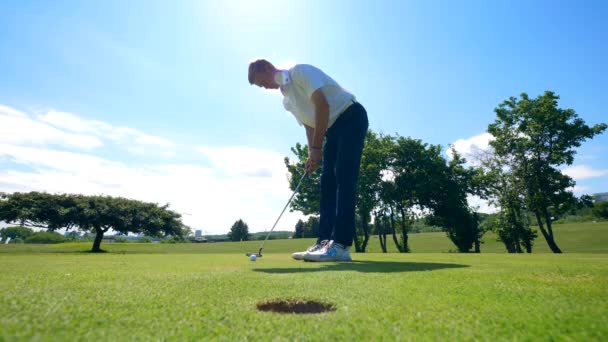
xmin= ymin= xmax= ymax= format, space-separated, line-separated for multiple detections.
xmin=284 ymin=143 xmax=321 ymax=216
xmin=477 ymin=149 xmax=537 ymax=253
xmin=302 ymin=216 xmax=319 ymax=238
xmin=293 ymin=219 xmax=305 ymax=239
xmin=488 ymin=91 xmax=607 ymax=253
xmin=0 ymin=192 xmax=185 ymax=252
xmin=354 ymin=132 xmax=390 ymax=252
xmin=228 ymin=219 xmax=250 ymax=241
xmin=0 ymin=226 xmax=34 ymax=240
xmin=593 ymin=202 xmax=608 ymax=219
xmin=25 ymin=231 xmax=67 ymax=244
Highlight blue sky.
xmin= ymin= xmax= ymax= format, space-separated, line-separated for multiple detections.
xmin=1 ymin=0 xmax=607 ymax=233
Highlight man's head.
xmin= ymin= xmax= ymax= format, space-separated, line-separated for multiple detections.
xmin=248 ymin=59 xmax=279 ymax=89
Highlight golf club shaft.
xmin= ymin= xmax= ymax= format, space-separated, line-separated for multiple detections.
xmin=258 ymin=171 xmax=307 ymax=254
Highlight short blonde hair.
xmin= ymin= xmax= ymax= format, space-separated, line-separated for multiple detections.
xmin=248 ymin=59 xmax=274 ymax=84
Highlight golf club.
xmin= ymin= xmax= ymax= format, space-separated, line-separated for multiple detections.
xmin=246 ymin=171 xmax=307 ymax=258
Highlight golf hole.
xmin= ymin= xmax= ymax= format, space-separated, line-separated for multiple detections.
xmin=256 ymin=299 xmax=336 ymax=314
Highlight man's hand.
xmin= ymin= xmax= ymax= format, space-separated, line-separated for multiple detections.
xmin=306 ymin=147 xmax=322 ymax=173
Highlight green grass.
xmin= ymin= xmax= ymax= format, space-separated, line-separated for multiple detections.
xmin=1 ymin=253 xmax=606 ymax=340
xmin=2 ymin=221 xmax=606 ymax=254
xmin=0 ymin=222 xmax=607 ymax=340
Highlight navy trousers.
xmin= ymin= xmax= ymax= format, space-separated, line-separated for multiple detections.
xmin=317 ymin=102 xmax=369 ymax=247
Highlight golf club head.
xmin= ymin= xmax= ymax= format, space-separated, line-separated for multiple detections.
xmin=245 ymin=249 xmax=263 ymax=258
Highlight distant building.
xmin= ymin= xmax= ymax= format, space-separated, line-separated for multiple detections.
xmin=592 ymin=192 xmax=608 ymax=202
xmin=195 ymin=230 xmax=202 ymax=237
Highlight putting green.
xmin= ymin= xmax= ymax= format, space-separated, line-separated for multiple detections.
xmin=1 ymin=252 xmax=606 ymax=340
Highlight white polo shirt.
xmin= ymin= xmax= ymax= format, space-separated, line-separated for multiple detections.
xmin=277 ymin=64 xmax=356 ymax=128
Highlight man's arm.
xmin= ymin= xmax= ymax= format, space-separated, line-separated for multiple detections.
xmin=310 ymin=88 xmax=329 ymax=149
xmin=304 ymin=124 xmax=314 ymax=148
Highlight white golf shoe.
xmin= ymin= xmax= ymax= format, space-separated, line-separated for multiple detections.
xmin=303 ymin=240 xmax=352 ymax=262
xmin=292 ymin=240 xmax=329 ymax=260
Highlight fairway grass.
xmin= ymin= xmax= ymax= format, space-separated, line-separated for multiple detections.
xmin=2 ymin=221 xmax=606 ymax=255
xmin=1 ymin=252 xmax=607 ymax=341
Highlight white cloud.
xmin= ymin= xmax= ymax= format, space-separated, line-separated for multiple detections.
xmin=467 ymin=195 xmax=498 ymax=214
xmin=449 ymin=133 xmax=494 ymax=164
xmin=0 ymin=108 xmax=103 ymax=149
xmin=569 ymin=185 xmax=590 ymax=194
xmin=37 ymin=108 xmax=175 ymax=152
xmin=562 ymin=165 xmax=608 ymax=180
xmin=0 ymin=142 xmax=303 ymax=234
xmin=38 ymin=110 xmax=113 ymax=135
xmin=0 ymin=102 xmax=303 ymax=234
xmin=197 ymin=146 xmax=286 ymax=178
xmin=0 ymin=104 xmax=27 ymax=117
xmin=135 ymin=134 xmax=175 ymax=148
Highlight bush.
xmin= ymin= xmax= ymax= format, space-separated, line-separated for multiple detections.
xmin=553 ymin=214 xmax=596 ymax=224
xmin=25 ymin=231 xmax=68 ymax=244
xmin=138 ymin=236 xmax=152 ymax=243
xmin=0 ymin=226 xmax=34 ymax=240
xmin=161 ymin=236 xmax=187 ymax=243
xmin=593 ymin=201 xmax=608 ymax=220
xmin=114 ymin=236 xmax=128 ymax=243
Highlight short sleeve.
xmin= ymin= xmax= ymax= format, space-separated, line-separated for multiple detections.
xmin=292 ymin=65 xmax=327 ymax=100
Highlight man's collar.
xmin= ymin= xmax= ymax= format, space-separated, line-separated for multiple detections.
xmin=274 ymin=70 xmax=291 ymax=86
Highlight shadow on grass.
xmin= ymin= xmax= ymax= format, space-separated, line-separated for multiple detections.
xmin=254 ymin=260 xmax=470 ymax=274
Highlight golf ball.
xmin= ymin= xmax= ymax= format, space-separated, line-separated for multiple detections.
xmin=249 ymin=254 xmax=257 ymax=261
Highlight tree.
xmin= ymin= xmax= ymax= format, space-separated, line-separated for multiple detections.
xmin=228 ymin=219 xmax=250 ymax=241
xmin=593 ymin=202 xmax=608 ymax=219
xmin=0 ymin=192 xmax=185 ymax=252
xmin=302 ymin=216 xmax=320 ymax=238
xmin=293 ymin=219 xmax=305 ymax=238
xmin=0 ymin=226 xmax=34 ymax=240
xmin=354 ymin=132 xmax=391 ymax=252
xmin=285 ymin=132 xmax=389 ymax=252
xmin=284 ymin=143 xmax=321 ymax=216
xmin=488 ymin=91 xmax=607 ymax=253
xmin=476 ymin=149 xmax=537 ymax=253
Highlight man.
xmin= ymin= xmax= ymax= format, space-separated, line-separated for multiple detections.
xmin=248 ymin=59 xmax=368 ymax=262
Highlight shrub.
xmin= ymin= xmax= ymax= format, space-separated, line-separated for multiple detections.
xmin=25 ymin=231 xmax=68 ymax=244
xmin=161 ymin=236 xmax=187 ymax=243
xmin=593 ymin=201 xmax=608 ymax=220
xmin=138 ymin=236 xmax=152 ymax=243
xmin=0 ymin=226 xmax=34 ymax=240
xmin=114 ymin=236 xmax=128 ymax=243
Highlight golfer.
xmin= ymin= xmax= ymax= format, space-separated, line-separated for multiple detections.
xmin=248 ymin=59 xmax=368 ymax=261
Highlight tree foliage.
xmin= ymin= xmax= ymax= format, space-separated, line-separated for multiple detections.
xmin=0 ymin=226 xmax=34 ymax=240
xmin=0 ymin=192 xmax=186 ymax=252
xmin=488 ymin=91 xmax=606 ymax=253
xmin=293 ymin=219 xmax=305 ymax=239
xmin=284 ymin=130 xmax=485 ymax=253
xmin=228 ymin=219 xmax=250 ymax=241
xmin=593 ymin=202 xmax=608 ymax=219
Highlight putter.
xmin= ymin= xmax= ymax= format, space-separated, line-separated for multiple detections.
xmin=246 ymin=171 xmax=307 ymax=258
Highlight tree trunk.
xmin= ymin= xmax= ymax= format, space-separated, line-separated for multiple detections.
xmin=524 ymin=240 xmax=532 ymax=253
xmin=535 ymin=211 xmax=562 ymax=253
xmin=91 ymin=227 xmax=105 ymax=253
xmin=542 ymin=205 xmax=561 ymax=251
xmin=353 ymin=228 xmax=362 ymax=253
xmin=377 ymin=215 xmax=387 ymax=253
xmin=505 ymin=241 xmax=515 ymax=253
xmin=398 ymin=207 xmax=410 ymax=253
xmin=362 ymin=212 xmax=370 ymax=252
xmin=472 ymin=212 xmax=481 ymax=253
xmin=389 ymin=209 xmax=403 ymax=253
